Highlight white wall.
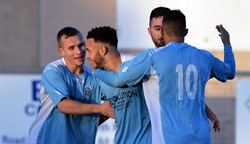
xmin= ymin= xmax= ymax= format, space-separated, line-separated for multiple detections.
xmin=236 ymin=79 xmax=250 ymax=144
xmin=116 ymin=0 xmax=250 ymax=51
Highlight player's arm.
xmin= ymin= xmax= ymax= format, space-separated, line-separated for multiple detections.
xmin=210 ymin=25 xmax=236 ymax=81
xmin=42 ymin=66 xmax=115 ymax=118
xmin=205 ymin=104 xmax=220 ymax=132
xmin=94 ymin=50 xmax=152 ymax=87
xmin=57 ymin=99 xmax=115 ymax=118
xmin=209 ymin=25 xmax=234 ymax=79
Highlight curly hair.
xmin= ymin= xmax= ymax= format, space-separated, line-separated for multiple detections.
xmin=87 ymin=26 xmax=118 ymax=48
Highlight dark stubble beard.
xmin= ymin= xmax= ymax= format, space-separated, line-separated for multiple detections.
xmin=152 ymin=36 xmax=165 ymax=48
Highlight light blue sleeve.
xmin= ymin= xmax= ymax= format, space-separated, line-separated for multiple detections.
xmin=94 ymin=50 xmax=152 ymax=87
xmin=209 ymin=44 xmax=236 ymax=82
xmin=41 ymin=66 xmax=69 ymax=107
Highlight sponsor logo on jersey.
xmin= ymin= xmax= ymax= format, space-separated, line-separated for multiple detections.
xmin=105 ymin=89 xmax=139 ymax=111
xmin=108 ymin=89 xmax=138 ymax=104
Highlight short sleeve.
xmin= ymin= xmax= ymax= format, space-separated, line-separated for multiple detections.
xmin=41 ymin=66 xmax=69 ymax=107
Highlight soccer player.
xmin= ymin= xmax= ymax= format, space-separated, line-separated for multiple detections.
xmin=148 ymin=7 xmax=170 ymax=48
xmin=86 ymin=26 xmax=152 ymax=143
xmin=27 ymin=27 xmax=115 ymax=144
xmin=94 ymin=10 xmax=235 ymax=143
xmin=148 ymin=6 xmax=220 ymax=132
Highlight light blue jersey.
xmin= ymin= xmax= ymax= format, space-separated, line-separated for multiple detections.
xmin=27 ymin=58 xmax=102 ymax=144
xmin=95 ymin=42 xmax=235 ymax=144
xmin=99 ymin=54 xmax=151 ymax=144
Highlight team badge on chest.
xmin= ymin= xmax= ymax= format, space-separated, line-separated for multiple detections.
xmin=84 ymin=86 xmax=92 ymax=97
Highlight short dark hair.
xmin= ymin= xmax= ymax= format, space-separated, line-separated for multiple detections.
xmin=162 ymin=10 xmax=186 ymax=37
xmin=57 ymin=27 xmax=82 ymax=47
xmin=149 ymin=7 xmax=170 ymax=26
xmin=87 ymin=26 xmax=118 ymax=48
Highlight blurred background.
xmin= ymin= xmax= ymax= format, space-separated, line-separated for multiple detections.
xmin=0 ymin=0 xmax=250 ymax=144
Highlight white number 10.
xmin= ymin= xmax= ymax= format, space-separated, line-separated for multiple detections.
xmin=176 ymin=64 xmax=198 ymax=100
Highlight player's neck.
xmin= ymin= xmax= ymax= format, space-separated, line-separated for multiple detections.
xmin=72 ymin=66 xmax=84 ymax=76
xmin=164 ymin=35 xmax=184 ymax=44
xmin=104 ymin=52 xmax=122 ymax=72
xmin=66 ymin=63 xmax=84 ymax=76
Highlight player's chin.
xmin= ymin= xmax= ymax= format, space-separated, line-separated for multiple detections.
xmin=75 ymin=59 xmax=85 ymax=65
xmin=92 ymin=63 xmax=100 ymax=69
xmin=93 ymin=64 xmax=99 ymax=69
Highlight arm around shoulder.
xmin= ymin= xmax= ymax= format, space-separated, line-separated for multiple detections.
xmin=57 ymin=98 xmax=100 ymax=114
xmin=95 ymin=50 xmax=152 ymax=87
xmin=57 ymin=99 xmax=115 ymax=119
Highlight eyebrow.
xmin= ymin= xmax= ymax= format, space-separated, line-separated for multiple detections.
xmin=153 ymin=25 xmax=161 ymax=28
xmin=67 ymin=45 xmax=74 ymax=49
xmin=66 ymin=42 xmax=85 ymax=49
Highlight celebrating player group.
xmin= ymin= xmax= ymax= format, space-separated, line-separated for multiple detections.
xmin=27 ymin=6 xmax=235 ymax=144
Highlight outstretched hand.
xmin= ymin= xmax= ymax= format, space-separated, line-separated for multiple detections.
xmin=216 ymin=24 xmax=230 ymax=46
xmin=99 ymin=101 xmax=115 ymax=119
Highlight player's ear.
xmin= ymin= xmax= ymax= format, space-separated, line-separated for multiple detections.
xmin=58 ymin=47 xmax=65 ymax=56
xmin=148 ymin=27 xmax=151 ymax=35
xmin=184 ymin=29 xmax=188 ymax=36
xmin=100 ymin=45 xmax=108 ymax=56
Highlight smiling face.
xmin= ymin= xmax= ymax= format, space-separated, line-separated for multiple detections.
xmin=148 ymin=16 xmax=165 ymax=48
xmin=85 ymin=38 xmax=104 ymax=69
xmin=58 ymin=34 xmax=85 ymax=68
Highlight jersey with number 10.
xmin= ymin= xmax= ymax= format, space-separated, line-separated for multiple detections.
xmin=94 ymin=42 xmax=235 ymax=144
